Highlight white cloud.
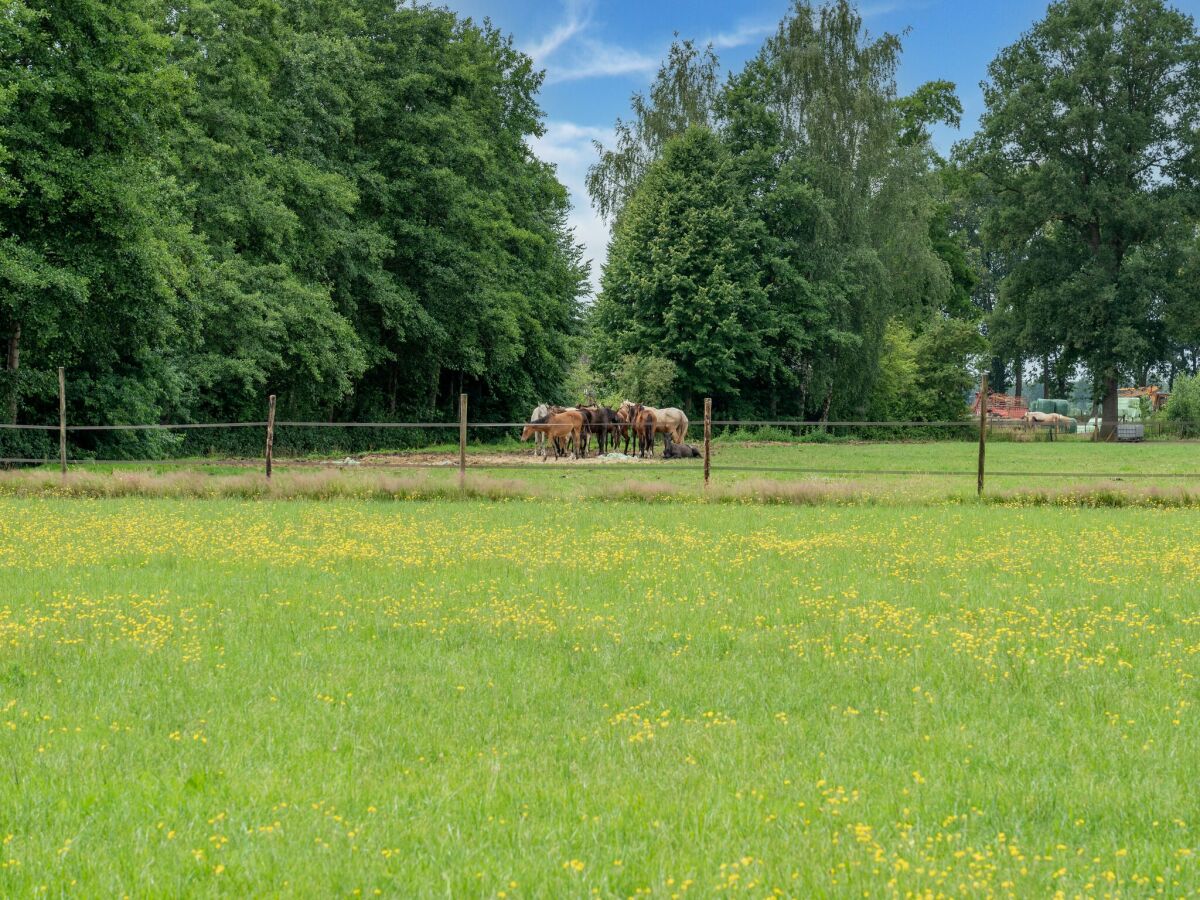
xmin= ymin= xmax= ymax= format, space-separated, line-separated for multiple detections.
xmin=529 ymin=120 xmax=616 ymax=296
xmin=523 ymin=0 xmax=591 ymax=64
xmin=707 ymin=21 xmax=775 ymax=50
xmin=545 ymin=39 xmax=659 ymax=84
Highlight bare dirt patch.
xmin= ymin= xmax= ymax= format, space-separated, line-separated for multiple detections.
xmin=355 ymin=450 xmax=659 ymax=468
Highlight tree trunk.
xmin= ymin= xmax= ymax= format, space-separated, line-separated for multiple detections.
xmin=5 ymin=322 xmax=18 ymax=424
xmin=818 ymin=386 xmax=833 ymax=423
xmin=1014 ymin=359 xmax=1023 ymax=398
xmin=1042 ymin=355 xmax=1051 ymax=398
xmin=1100 ymin=373 xmax=1119 ymax=441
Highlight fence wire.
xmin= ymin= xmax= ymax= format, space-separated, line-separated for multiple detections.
xmin=4 ymin=413 xmax=1200 ymax=485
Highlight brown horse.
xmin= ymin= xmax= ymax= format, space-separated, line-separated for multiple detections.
xmin=632 ymin=404 xmax=657 ymax=458
xmin=619 ymin=400 xmax=687 ymax=445
xmin=520 ymin=410 xmax=584 ymax=460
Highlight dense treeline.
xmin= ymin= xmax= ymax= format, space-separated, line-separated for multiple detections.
xmin=586 ymin=5 xmax=983 ymax=420
xmin=0 ymin=0 xmax=586 ymax=455
xmin=2 ymin=0 xmax=1198 ymax=453
xmin=586 ymin=0 xmax=1199 ymax=427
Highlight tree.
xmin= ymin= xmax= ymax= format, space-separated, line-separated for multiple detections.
xmin=753 ymin=0 xmax=958 ymax=417
xmin=963 ymin=0 xmax=1200 ymax=438
xmin=587 ymin=39 xmax=721 ymax=223
xmin=911 ymin=317 xmax=987 ymax=419
xmin=609 ymin=354 xmax=678 ymax=408
xmin=166 ymin=0 xmax=369 ymax=423
xmin=866 ymin=320 xmax=920 ymax=421
xmin=0 ymin=0 xmax=192 ymax=434
xmin=591 ymin=128 xmax=771 ymax=413
xmin=1165 ymin=371 xmax=1200 ymax=436
xmin=352 ymin=5 xmax=587 ymax=422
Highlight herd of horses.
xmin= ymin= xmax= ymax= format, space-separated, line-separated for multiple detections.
xmin=519 ymin=401 xmax=702 ymax=460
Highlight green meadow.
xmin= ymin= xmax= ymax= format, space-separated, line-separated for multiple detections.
xmin=1 ymin=496 xmax=1198 ymax=896
xmin=8 ymin=438 xmax=1200 ymax=505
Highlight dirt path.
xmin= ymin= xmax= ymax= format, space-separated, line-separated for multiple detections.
xmin=356 ymin=450 xmax=657 ymax=468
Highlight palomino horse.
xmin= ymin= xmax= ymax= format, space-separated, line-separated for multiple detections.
xmin=620 ymin=401 xmax=689 ymax=445
xmin=521 ymin=410 xmax=584 ymax=460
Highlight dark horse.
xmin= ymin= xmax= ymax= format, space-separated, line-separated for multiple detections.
xmin=662 ymin=434 xmax=701 ymax=459
xmin=579 ymin=405 xmax=620 ymax=456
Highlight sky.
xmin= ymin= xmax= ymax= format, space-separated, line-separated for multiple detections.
xmin=442 ymin=0 xmax=1200 ymax=293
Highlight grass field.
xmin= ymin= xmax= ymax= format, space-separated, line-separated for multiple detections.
xmin=9 ymin=438 xmax=1200 ymax=505
xmin=2 ymin=496 xmax=1198 ymax=896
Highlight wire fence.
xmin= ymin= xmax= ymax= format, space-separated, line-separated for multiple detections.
xmin=3 ymin=374 xmax=1200 ymax=491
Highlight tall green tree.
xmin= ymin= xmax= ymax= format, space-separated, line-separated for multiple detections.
xmin=166 ymin=0 xmax=369 ymax=423
xmin=964 ymin=0 xmax=1200 ymax=437
xmin=752 ymin=1 xmax=959 ymax=417
xmin=0 ymin=0 xmax=192 ymax=441
xmin=591 ymin=128 xmax=771 ymax=413
xmin=353 ymin=5 xmax=587 ymax=421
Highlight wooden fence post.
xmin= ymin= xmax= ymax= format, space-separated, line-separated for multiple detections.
xmin=57 ymin=366 xmax=66 ymax=477
xmin=977 ymin=373 xmax=988 ymax=497
xmin=703 ymin=397 xmax=712 ymax=489
xmin=458 ymin=393 xmax=467 ymax=490
xmin=265 ymin=394 xmax=276 ymax=479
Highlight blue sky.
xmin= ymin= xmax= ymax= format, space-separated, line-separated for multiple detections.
xmin=442 ymin=0 xmax=1200 ymax=292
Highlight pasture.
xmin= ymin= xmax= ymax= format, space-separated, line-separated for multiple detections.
xmin=15 ymin=438 xmax=1200 ymax=505
xmin=1 ymin=496 xmax=1198 ymax=896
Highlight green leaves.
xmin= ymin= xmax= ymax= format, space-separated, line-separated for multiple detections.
xmin=964 ymin=0 xmax=1200 ymax=400
xmin=1 ymin=0 xmax=587 ymax=445
xmin=589 ymin=0 xmax=971 ymax=420
xmin=593 ymin=128 xmax=771 ymax=412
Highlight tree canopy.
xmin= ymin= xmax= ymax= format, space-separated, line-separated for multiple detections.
xmin=961 ymin=0 xmax=1200 ymax=433
xmin=2 ymin=0 xmax=1197 ymax=446
xmin=589 ymin=0 xmax=978 ymax=420
xmin=1 ymin=0 xmax=587 ymax=455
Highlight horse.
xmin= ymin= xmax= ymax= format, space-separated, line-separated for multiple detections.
xmin=620 ymin=401 xmax=688 ymax=445
xmin=662 ymin=434 xmax=701 ymax=459
xmin=632 ymin=404 xmax=657 ymax=458
xmin=529 ymin=404 xmax=550 ymax=457
xmin=575 ymin=406 xmax=597 ymax=457
xmin=528 ymin=404 xmax=566 ymax=457
xmin=520 ymin=410 xmax=584 ymax=460
xmin=579 ymin=405 xmax=619 ymax=456
xmin=614 ymin=406 xmax=634 ymax=454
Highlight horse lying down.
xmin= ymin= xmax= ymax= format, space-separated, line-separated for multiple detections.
xmin=662 ymin=435 xmax=702 ymax=459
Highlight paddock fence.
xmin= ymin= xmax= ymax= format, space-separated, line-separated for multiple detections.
xmin=2 ymin=373 xmax=1199 ymax=495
